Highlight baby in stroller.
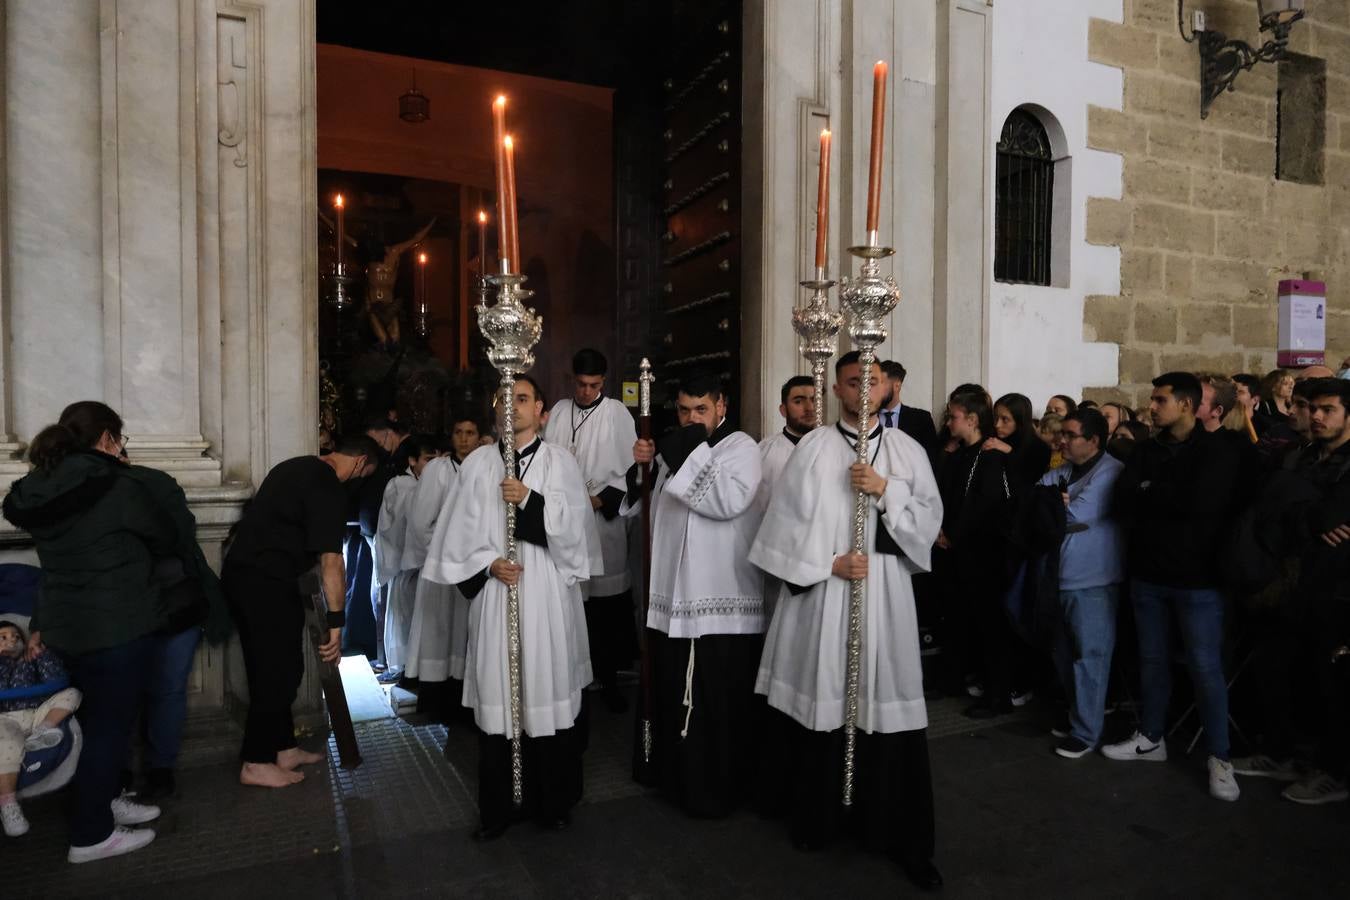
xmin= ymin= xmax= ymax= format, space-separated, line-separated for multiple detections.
xmin=1 ymin=619 xmax=81 ymax=836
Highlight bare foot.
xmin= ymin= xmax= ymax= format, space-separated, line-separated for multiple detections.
xmin=239 ymin=762 xmax=305 ymax=788
xmin=276 ymin=747 xmax=325 ymax=770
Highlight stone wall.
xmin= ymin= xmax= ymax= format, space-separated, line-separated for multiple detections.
xmin=1084 ymin=0 xmax=1350 ymax=404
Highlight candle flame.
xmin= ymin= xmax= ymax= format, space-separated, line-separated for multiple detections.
xmin=418 ymin=252 xmax=427 ymax=264
xmin=494 ymin=94 xmax=507 ymax=107
xmin=478 ymin=210 xmax=488 ymax=223
xmin=821 ymin=128 xmax=831 ymax=138
xmin=504 ymin=135 xmax=514 ymax=149
xmin=334 ymin=194 xmax=344 ymax=208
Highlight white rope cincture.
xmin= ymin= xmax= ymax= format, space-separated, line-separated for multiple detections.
xmin=680 ymin=638 xmax=696 ymax=738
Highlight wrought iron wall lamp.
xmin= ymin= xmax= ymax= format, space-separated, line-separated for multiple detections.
xmin=1178 ymin=0 xmax=1306 ymax=118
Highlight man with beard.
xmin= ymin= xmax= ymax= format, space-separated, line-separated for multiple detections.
xmin=627 ymin=372 xmax=764 ymax=816
xmin=749 ymin=351 xmax=944 ymax=890
xmin=759 ymin=376 xmax=817 ymax=494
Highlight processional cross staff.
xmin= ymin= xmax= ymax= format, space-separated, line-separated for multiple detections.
xmin=478 ymin=96 xmax=539 ymax=807
xmin=637 ymin=358 xmax=656 ymax=763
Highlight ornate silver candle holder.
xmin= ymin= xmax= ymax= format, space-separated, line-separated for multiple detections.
xmin=477 ymin=263 xmax=543 ymax=808
xmin=835 ymin=242 xmax=900 ymax=807
xmin=322 ymin=263 xmax=358 ymax=313
xmin=792 ymin=266 xmax=843 ymax=429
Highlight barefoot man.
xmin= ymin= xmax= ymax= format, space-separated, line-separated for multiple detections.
xmin=222 ymin=434 xmax=380 ymax=787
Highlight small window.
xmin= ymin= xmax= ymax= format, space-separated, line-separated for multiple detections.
xmin=1276 ymin=53 xmax=1326 ymax=185
xmin=995 ymin=110 xmax=1054 ymax=286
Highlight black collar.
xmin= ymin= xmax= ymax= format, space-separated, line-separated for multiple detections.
xmin=576 ymin=395 xmax=603 ymax=412
xmin=708 ymin=417 xmax=734 ymax=448
xmin=504 ymin=436 xmax=541 ymax=460
xmin=835 ymin=421 xmax=885 ymax=465
xmin=782 ymin=427 xmax=803 ymax=446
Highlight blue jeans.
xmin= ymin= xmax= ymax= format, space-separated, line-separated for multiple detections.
xmin=66 ymin=636 xmax=155 ymax=847
xmin=143 ymin=625 xmax=203 ymax=769
xmin=1131 ymin=579 xmax=1230 ymax=759
xmin=1052 ymin=586 xmax=1119 ymax=746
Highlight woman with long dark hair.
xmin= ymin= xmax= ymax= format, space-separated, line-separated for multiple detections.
xmin=984 ymin=393 xmax=1052 ymax=489
xmin=2 ymin=402 xmax=175 ymax=862
xmin=935 ymin=390 xmax=1016 ymax=717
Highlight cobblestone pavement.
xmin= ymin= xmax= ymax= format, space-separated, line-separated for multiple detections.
xmin=9 ymin=692 xmax=1350 ymax=899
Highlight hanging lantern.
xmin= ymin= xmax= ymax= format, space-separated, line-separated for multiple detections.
xmin=399 ymin=70 xmax=430 ymax=124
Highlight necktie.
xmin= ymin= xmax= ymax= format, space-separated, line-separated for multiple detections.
xmin=883 ymin=409 xmax=895 ymax=428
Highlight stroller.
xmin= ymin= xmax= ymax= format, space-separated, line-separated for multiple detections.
xmin=0 ymin=563 xmax=83 ymax=799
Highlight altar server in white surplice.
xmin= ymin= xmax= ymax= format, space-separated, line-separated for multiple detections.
xmin=749 ymin=351 xmax=944 ymax=891
xmin=625 ymin=372 xmax=764 ymax=817
xmin=374 ymin=436 xmax=438 ymax=678
xmin=423 ymin=376 xmax=600 ymax=839
xmin=756 ymin=376 xmax=818 ymax=622
xmin=543 ymin=348 xmax=638 ymax=713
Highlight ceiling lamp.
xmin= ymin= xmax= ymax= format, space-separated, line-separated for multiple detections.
xmin=399 ymin=70 xmax=430 ymax=124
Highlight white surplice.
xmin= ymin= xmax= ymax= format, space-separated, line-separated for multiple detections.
xmin=749 ymin=421 xmax=943 ymax=734
xmin=374 ymin=472 xmax=417 ymax=670
xmin=399 ymin=455 xmax=466 ymax=682
xmin=626 ymin=427 xmax=765 ymax=638
xmin=543 ymin=397 xmax=636 ymax=598
xmin=422 ymin=440 xmax=601 ymax=737
xmin=755 ymin=429 xmax=802 ymax=622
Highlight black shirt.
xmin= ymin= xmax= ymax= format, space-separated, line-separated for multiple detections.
xmin=226 ymin=456 xmax=348 ymax=581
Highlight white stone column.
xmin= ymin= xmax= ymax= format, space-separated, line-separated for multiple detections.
xmin=0 ymin=4 xmax=26 ymax=481
xmin=933 ymin=0 xmax=994 ymax=395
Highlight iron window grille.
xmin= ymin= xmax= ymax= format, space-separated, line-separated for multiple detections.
xmin=995 ymin=110 xmax=1054 ymax=286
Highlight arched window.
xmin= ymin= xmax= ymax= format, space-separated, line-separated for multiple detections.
xmin=995 ymin=109 xmax=1054 ymax=285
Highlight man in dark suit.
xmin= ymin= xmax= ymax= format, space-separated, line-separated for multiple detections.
xmin=878 ymin=361 xmax=938 ymax=455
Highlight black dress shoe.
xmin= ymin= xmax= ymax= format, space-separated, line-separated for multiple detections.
xmin=472 ymin=822 xmax=509 ymax=842
xmin=137 ymin=768 xmax=177 ymax=802
xmin=602 ymin=683 xmax=629 ymax=714
xmin=963 ymin=701 xmax=1011 ymax=720
xmin=901 ymin=858 xmax=943 ymax=892
xmin=539 ymin=813 xmax=571 ymax=831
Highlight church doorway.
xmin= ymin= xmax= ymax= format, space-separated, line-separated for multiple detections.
xmin=315 ymin=1 xmax=745 ymax=437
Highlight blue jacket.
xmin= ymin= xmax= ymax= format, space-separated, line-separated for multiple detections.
xmin=1038 ymin=453 xmax=1125 ymax=591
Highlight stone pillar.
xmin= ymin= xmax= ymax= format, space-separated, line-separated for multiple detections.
xmin=744 ymin=0 xmax=970 ymax=433
xmin=933 ymin=0 xmax=994 ymax=394
xmin=0 ymin=4 xmax=26 ymax=483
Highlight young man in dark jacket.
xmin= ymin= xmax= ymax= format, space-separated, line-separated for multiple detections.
xmin=1275 ymin=379 xmax=1350 ymax=806
xmin=1103 ymin=372 xmax=1242 ymax=802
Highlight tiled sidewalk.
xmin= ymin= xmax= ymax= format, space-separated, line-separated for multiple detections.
xmin=9 ymin=694 xmax=1350 ymax=898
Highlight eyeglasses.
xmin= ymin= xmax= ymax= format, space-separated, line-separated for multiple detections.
xmin=1060 ymin=430 xmax=1085 ymax=442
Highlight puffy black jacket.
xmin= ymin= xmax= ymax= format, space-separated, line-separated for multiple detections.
xmin=1114 ymin=425 xmax=1240 ymax=589
xmin=2 ymin=451 xmax=177 ymax=654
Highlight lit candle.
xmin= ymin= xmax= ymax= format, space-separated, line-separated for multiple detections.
xmin=417 ymin=251 xmax=427 ymax=311
xmin=866 ymin=61 xmax=887 ymax=238
xmin=814 ymin=129 xmax=831 ymax=271
xmin=477 ymin=210 xmax=488 ymax=277
xmin=492 ymin=96 xmax=510 ymax=270
xmin=503 ymin=135 xmax=520 ymax=272
xmin=334 ymin=193 xmax=345 ymax=270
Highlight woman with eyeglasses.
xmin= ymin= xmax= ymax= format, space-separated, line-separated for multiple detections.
xmin=2 ymin=401 xmax=177 ymax=862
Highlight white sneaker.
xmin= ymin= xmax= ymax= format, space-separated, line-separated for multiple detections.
xmin=1101 ymin=731 xmax=1168 ymax=762
xmin=1010 ymin=689 xmax=1034 ymax=708
xmin=1208 ymin=756 xmax=1241 ymax=802
xmin=1231 ymin=753 xmax=1300 ymax=781
xmin=110 ymin=791 xmax=161 ymax=826
xmin=23 ymin=725 xmax=63 ymax=753
xmin=1 ymin=801 xmax=29 ymax=837
xmin=1281 ymin=772 xmax=1350 ymax=806
xmin=67 ymin=826 xmax=155 ymax=863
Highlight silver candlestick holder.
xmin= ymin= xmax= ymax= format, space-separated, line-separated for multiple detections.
xmin=792 ymin=266 xmax=843 ymax=430
xmin=322 ymin=262 xmax=358 ymax=313
xmin=477 ymin=261 xmax=543 ymax=809
xmin=836 ymin=241 xmax=900 ymax=807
